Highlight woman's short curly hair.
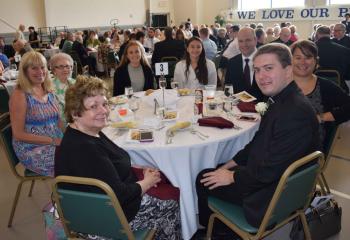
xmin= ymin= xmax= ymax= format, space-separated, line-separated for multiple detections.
xmin=64 ymin=75 xmax=109 ymax=123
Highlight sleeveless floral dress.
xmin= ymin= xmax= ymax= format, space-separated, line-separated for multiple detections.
xmin=13 ymin=92 xmax=63 ymax=176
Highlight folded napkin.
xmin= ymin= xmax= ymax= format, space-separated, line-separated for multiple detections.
xmin=110 ymin=121 xmax=137 ymax=129
xmin=237 ymin=102 xmax=257 ymax=113
xmin=198 ymin=117 xmax=234 ymax=129
xmin=144 ymin=89 xmax=180 ymax=108
xmin=166 ymin=121 xmax=191 ymax=136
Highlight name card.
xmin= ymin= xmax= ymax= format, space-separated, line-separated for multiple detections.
xmin=155 ymin=62 xmax=169 ymax=76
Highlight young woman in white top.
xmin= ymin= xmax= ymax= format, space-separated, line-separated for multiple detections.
xmin=174 ymin=36 xmax=217 ymax=89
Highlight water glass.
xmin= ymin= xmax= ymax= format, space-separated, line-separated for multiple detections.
xmin=170 ymin=80 xmax=179 ymax=90
xmin=10 ymin=64 xmax=17 ymax=71
xmin=125 ymin=87 xmax=133 ymax=99
xmin=205 ymin=84 xmax=216 ymax=99
xmin=224 ymin=84 xmax=233 ymax=97
xmin=159 ymin=78 xmax=167 ymax=89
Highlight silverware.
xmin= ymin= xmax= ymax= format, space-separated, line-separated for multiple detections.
xmin=190 ymin=129 xmax=206 ymax=140
xmin=194 ymin=129 xmax=209 ymax=138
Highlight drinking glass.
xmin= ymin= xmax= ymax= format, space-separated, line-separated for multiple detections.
xmin=159 ymin=78 xmax=167 ymax=89
xmin=129 ymin=97 xmax=139 ymax=119
xmin=224 ymin=84 xmax=234 ymax=97
xmin=10 ymin=64 xmax=17 ymax=71
xmin=125 ymin=87 xmax=133 ymax=99
xmin=170 ymin=80 xmax=179 ymax=90
xmin=205 ymin=84 xmax=216 ymax=99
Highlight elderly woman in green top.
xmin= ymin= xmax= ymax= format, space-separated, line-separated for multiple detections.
xmin=50 ymin=53 xmax=75 ymax=126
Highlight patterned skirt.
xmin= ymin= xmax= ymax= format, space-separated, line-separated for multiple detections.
xmin=130 ymin=194 xmax=181 ymax=240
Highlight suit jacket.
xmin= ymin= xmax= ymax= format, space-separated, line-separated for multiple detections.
xmin=232 ymin=81 xmax=320 ymax=227
xmin=113 ymin=63 xmax=154 ymax=96
xmin=341 ymin=20 xmax=350 ymax=34
xmin=225 ymin=53 xmax=264 ymax=101
xmin=272 ymin=37 xmax=294 ymax=46
xmin=332 ymin=35 xmax=350 ymax=49
xmin=316 ymin=37 xmax=350 ymax=92
xmin=151 ymin=39 xmax=185 ymax=65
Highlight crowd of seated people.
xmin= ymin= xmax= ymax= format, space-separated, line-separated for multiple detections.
xmin=2 ymin=16 xmax=350 ymax=239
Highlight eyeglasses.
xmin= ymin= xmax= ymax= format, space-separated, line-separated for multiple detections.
xmin=85 ymin=102 xmax=110 ymax=112
xmin=54 ymin=65 xmax=72 ymax=70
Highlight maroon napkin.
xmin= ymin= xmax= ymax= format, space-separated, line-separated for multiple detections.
xmin=237 ymin=102 xmax=257 ymax=113
xmin=198 ymin=116 xmax=234 ymax=129
xmin=132 ymin=167 xmax=180 ymax=201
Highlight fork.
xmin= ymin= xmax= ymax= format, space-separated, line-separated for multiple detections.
xmin=190 ymin=129 xmax=206 ymax=140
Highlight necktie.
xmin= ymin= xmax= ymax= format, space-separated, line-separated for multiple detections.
xmin=244 ymin=58 xmax=251 ymax=87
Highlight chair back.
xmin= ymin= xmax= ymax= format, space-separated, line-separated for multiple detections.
xmin=69 ymin=50 xmax=83 ymax=74
xmin=260 ymin=151 xmax=324 ymax=231
xmin=314 ymin=69 xmax=341 ymax=86
xmin=0 ymin=83 xmax=10 ymax=113
xmin=160 ymin=56 xmax=179 ymax=79
xmin=0 ymin=123 xmax=21 ymax=177
xmin=53 ymin=176 xmax=135 ymax=240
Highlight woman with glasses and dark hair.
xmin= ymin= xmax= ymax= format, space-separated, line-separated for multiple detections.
xmin=290 ymin=40 xmax=350 ymax=150
xmin=50 ymin=53 xmax=76 ymax=126
xmin=9 ymin=51 xmax=63 ymax=177
xmin=173 ymin=36 xmax=217 ymax=89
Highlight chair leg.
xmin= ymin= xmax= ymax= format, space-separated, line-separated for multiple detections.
xmin=320 ymin=173 xmax=330 ymax=194
xmin=28 ymin=180 xmax=35 ymax=197
xmin=206 ymin=214 xmax=216 ymax=240
xmin=8 ymin=181 xmax=24 ymax=227
xmin=299 ymin=212 xmax=312 ymax=240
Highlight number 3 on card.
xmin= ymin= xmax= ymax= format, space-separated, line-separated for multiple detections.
xmin=155 ymin=62 xmax=169 ymax=76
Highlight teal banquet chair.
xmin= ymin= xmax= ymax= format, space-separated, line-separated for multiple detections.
xmin=0 ymin=120 xmax=52 ymax=227
xmin=52 ymin=176 xmax=156 ymax=240
xmin=206 ymin=151 xmax=324 ymax=240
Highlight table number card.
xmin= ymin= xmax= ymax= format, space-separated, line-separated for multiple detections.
xmin=155 ymin=62 xmax=169 ymax=76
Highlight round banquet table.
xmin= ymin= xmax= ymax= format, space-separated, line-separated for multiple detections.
xmin=103 ymin=90 xmax=260 ymax=240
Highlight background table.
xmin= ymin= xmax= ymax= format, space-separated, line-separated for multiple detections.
xmin=103 ymin=90 xmax=259 ymax=239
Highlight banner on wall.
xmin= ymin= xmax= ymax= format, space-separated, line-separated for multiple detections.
xmin=223 ymin=5 xmax=350 ymax=22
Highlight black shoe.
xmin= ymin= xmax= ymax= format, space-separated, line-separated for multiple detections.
xmin=191 ymin=229 xmax=207 ymax=240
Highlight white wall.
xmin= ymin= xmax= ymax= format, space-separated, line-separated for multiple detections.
xmin=1 ymin=0 xmax=348 ymax=40
xmin=0 ymin=0 xmax=46 ymax=33
xmin=173 ymin=0 xmax=197 ymax=26
xmin=44 ymin=0 xmax=146 ymax=29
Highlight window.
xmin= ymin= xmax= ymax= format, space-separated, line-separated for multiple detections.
xmin=328 ymin=0 xmax=349 ymax=4
xmin=272 ymin=0 xmax=304 ymax=8
xmin=239 ymin=0 xmax=305 ymax=10
xmin=239 ymin=0 xmax=269 ymax=10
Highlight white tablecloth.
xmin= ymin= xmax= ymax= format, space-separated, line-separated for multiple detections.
xmin=103 ymin=90 xmax=259 ymax=239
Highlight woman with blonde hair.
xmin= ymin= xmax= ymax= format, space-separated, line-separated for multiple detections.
xmin=9 ymin=51 xmax=63 ymax=176
xmin=113 ymin=41 xmax=154 ymax=96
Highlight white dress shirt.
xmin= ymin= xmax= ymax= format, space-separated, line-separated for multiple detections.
xmin=222 ymin=38 xmax=240 ymax=60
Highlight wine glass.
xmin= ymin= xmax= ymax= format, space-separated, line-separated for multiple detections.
xmin=10 ymin=64 xmax=17 ymax=71
xmin=170 ymin=80 xmax=179 ymax=90
xmin=159 ymin=78 xmax=167 ymax=89
xmin=125 ymin=87 xmax=133 ymax=99
xmin=129 ymin=97 xmax=139 ymax=120
xmin=224 ymin=84 xmax=233 ymax=98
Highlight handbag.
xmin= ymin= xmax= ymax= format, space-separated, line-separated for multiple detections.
xmin=290 ymin=194 xmax=342 ymax=240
